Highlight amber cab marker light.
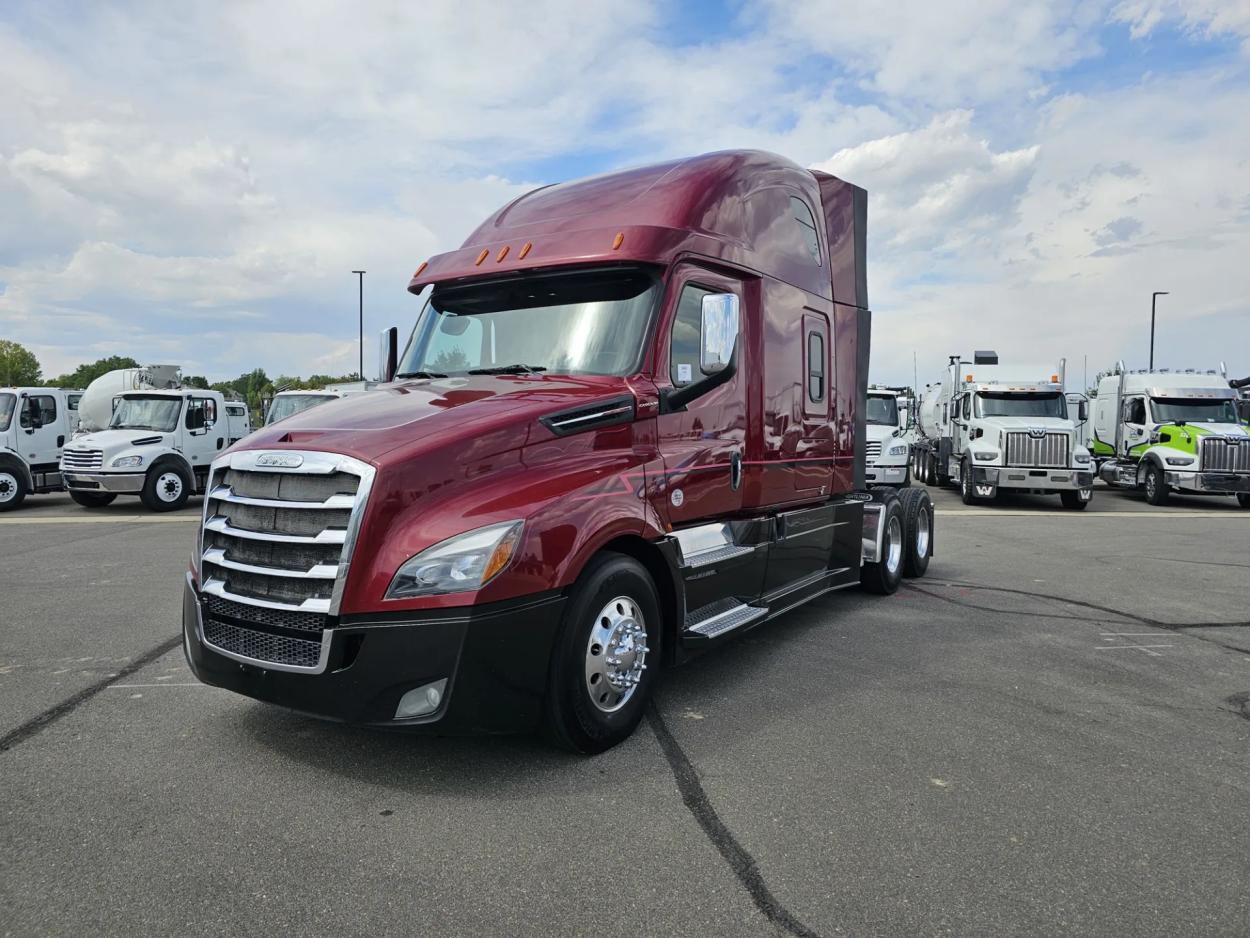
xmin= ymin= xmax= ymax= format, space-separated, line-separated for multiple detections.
xmin=612 ymin=232 xmax=625 ymax=250
xmin=518 ymin=241 xmax=532 ymax=260
xmin=496 ymin=245 xmax=510 ymax=262
xmin=413 ymin=261 xmax=428 ymax=278
xmin=1050 ymin=374 xmax=1060 ymax=383
xmin=475 ymin=249 xmax=490 ymax=266
xmin=965 ymin=374 xmax=974 ymax=382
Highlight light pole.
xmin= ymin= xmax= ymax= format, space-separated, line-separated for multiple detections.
xmin=352 ymin=270 xmax=366 ymax=380
xmin=1149 ymin=291 xmax=1168 ymax=371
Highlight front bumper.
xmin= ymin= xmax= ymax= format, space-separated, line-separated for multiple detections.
xmin=1167 ymin=471 xmax=1250 ymax=494
xmin=63 ymin=471 xmax=145 ymax=493
xmin=182 ymin=573 xmax=566 ymax=734
xmin=972 ymin=466 xmax=1094 ymax=492
xmin=865 ymin=461 xmax=908 ymax=485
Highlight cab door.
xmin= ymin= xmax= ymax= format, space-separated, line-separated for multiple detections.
xmin=1122 ymin=396 xmax=1147 ymax=456
xmin=16 ymin=393 xmax=63 ymax=468
xmin=183 ymin=397 xmax=222 ymax=472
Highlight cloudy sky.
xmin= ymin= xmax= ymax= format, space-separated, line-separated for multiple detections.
xmin=2 ymin=0 xmax=1248 ymax=388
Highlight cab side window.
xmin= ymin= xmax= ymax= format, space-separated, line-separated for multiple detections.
xmin=670 ymin=284 xmax=713 ymax=386
xmin=790 ymin=196 xmax=822 ymax=266
xmin=1125 ymin=398 xmax=1146 ymax=425
xmin=961 ymin=395 xmax=971 ymax=420
xmin=186 ymin=398 xmax=215 ymax=430
xmin=20 ymin=395 xmax=56 ymax=428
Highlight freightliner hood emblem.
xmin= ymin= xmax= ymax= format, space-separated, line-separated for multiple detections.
xmin=257 ymin=452 xmax=304 ymax=468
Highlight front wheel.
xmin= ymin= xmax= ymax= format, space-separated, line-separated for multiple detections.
xmin=0 ymin=469 xmax=27 ymax=512
xmin=544 ymin=553 xmax=661 ymax=755
xmin=140 ymin=463 xmax=192 ymax=512
xmin=1143 ymin=463 xmax=1169 ymax=506
xmin=959 ymin=458 xmax=978 ymax=505
xmin=1060 ymin=489 xmax=1091 ymax=511
xmin=1237 ymin=493 xmax=1250 ymax=509
xmin=70 ymin=491 xmax=117 ymax=508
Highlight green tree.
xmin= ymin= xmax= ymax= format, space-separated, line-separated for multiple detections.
xmin=52 ymin=355 xmax=140 ymax=389
xmin=183 ymin=375 xmax=211 ymax=389
xmin=0 ymin=340 xmax=43 ymax=386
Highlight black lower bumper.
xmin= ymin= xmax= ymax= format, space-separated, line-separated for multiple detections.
xmin=182 ymin=575 xmax=566 ymax=734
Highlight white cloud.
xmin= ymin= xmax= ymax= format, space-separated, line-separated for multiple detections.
xmin=1112 ymin=0 xmax=1250 ymax=49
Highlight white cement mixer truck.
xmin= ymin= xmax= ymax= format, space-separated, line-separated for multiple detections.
xmin=911 ymin=352 xmax=1095 ymax=509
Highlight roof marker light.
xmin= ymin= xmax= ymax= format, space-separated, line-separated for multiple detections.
xmin=965 ymin=374 xmax=974 ymax=382
xmin=612 ymin=232 xmax=624 ymax=250
xmin=496 ymin=245 xmax=509 ymax=262
xmin=1051 ymin=374 xmax=1059 ymax=383
xmin=518 ymin=241 xmax=532 ymax=260
xmin=475 ymin=249 xmax=489 ymax=266
xmin=413 ymin=261 xmax=428 ymax=278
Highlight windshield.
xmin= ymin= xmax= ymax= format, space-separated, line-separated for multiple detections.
xmin=109 ymin=395 xmax=182 ymax=432
xmin=266 ymin=394 xmax=336 ymax=425
xmin=976 ymin=392 xmax=1067 ymax=419
xmin=865 ymin=395 xmax=900 ymax=426
xmin=0 ymin=393 xmax=13 ymax=432
xmin=398 ymin=267 xmax=658 ymax=377
xmin=1150 ymin=397 xmax=1239 ymax=424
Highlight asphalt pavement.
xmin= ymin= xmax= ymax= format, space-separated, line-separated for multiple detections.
xmin=1 ymin=486 xmax=1247 ymax=937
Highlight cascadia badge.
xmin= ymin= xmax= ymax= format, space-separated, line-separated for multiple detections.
xmin=257 ymin=453 xmax=304 ymax=469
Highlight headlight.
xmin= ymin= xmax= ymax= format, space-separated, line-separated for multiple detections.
xmin=1073 ymin=453 xmax=1091 ymax=465
xmin=972 ymin=450 xmax=997 ymax=462
xmin=888 ymin=444 xmax=908 ymax=456
xmin=112 ymin=455 xmax=144 ymax=468
xmin=385 ymin=521 xmax=523 ymax=599
xmin=1165 ymin=456 xmax=1194 ymax=466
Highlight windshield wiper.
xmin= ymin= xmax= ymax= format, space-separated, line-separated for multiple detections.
xmin=395 ymin=370 xmax=448 ymax=379
xmin=467 ymin=364 xmax=548 ymax=375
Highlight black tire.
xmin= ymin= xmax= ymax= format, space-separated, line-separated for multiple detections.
xmin=898 ymin=487 xmax=933 ymax=578
xmin=959 ymin=457 xmax=978 ymax=505
xmin=140 ymin=461 xmax=192 ymax=512
xmin=1059 ymin=489 xmax=1090 ymax=511
xmin=1143 ymin=463 xmax=1169 ymax=506
xmin=0 ymin=467 xmax=27 ymax=512
xmin=860 ymin=495 xmax=905 ymax=595
xmin=70 ymin=491 xmax=117 ymax=508
xmin=1237 ymin=493 xmax=1250 ymax=509
xmin=544 ymin=553 xmax=662 ymax=755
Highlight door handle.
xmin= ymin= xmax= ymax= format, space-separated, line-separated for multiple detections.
xmin=730 ymin=449 xmax=743 ymax=491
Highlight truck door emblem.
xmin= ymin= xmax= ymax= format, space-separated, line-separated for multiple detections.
xmin=670 ymin=488 xmax=684 ymax=507
xmin=257 ymin=453 xmax=303 ymax=468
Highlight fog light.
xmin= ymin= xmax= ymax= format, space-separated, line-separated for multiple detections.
xmin=394 ymin=678 xmax=447 ymax=719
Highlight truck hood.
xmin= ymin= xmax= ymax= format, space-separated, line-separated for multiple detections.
xmin=980 ymin=416 xmax=1075 ymax=432
xmin=237 ymin=374 xmax=634 ymax=464
xmin=64 ymin=428 xmax=173 ymax=457
xmin=865 ymin=423 xmax=903 ymax=443
xmin=1156 ymin=422 xmax=1249 ymax=438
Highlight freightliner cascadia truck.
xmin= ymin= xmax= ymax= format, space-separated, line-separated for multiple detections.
xmin=1092 ymin=363 xmax=1250 ymax=507
xmin=913 ymin=352 xmax=1094 ymax=508
xmin=181 ymin=150 xmax=935 ymax=753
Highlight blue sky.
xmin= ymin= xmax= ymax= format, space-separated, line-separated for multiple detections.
xmin=1 ymin=0 xmax=1248 ymax=387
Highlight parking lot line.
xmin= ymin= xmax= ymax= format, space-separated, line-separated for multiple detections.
xmin=0 ymin=515 xmax=198 ymax=525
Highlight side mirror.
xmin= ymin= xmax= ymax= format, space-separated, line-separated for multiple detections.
xmin=379 ymin=326 xmax=398 ymax=383
xmin=1078 ymin=400 xmax=1088 ymax=422
xmin=699 ymin=294 xmax=739 ymax=375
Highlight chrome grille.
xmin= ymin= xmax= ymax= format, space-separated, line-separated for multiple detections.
xmin=865 ymin=441 xmax=882 ymax=458
xmin=1004 ymin=431 xmax=1069 ymax=469
xmin=196 ymin=450 xmax=375 ymax=672
xmin=1201 ymin=437 xmax=1250 ymax=473
xmin=61 ymin=449 xmax=103 ymax=470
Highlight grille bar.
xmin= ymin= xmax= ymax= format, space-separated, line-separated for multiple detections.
xmin=61 ymin=449 xmax=104 ymax=470
xmin=202 ymin=577 xmax=331 ymax=613
xmin=865 ymin=442 xmax=882 ymax=458
xmin=1201 ymin=437 xmax=1250 ymax=473
xmin=201 ymin=546 xmax=338 ymax=579
xmin=207 ymin=484 xmax=356 ymax=510
xmin=1004 ymin=431 xmax=1069 ymax=469
xmin=203 ymin=515 xmax=347 ymax=545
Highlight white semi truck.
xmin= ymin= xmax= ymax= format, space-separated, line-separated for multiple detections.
xmin=0 ymin=387 xmax=84 ymax=510
xmin=864 ymin=385 xmax=912 ymax=487
xmin=61 ymin=385 xmax=251 ymax=511
xmin=263 ymin=383 xmax=374 ymax=426
xmin=1092 ymin=364 xmax=1250 ymax=507
xmin=912 ymin=351 xmax=1095 ymax=509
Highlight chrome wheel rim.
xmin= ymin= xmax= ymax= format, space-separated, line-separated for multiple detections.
xmin=156 ymin=471 xmax=183 ymax=502
xmin=584 ymin=595 xmax=649 ymax=713
xmin=1145 ymin=472 xmax=1157 ymax=499
xmin=885 ymin=515 xmax=903 ymax=575
xmin=0 ymin=472 xmax=17 ymax=503
xmin=914 ymin=506 xmax=930 ymax=559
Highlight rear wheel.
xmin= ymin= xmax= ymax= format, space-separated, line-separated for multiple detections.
xmin=70 ymin=491 xmax=117 ymax=508
xmin=1237 ymin=493 xmax=1250 ymax=509
xmin=0 ymin=469 xmax=27 ymax=511
xmin=898 ymin=487 xmax=933 ymax=578
xmin=140 ymin=463 xmax=192 ymax=512
xmin=1143 ymin=463 xmax=1169 ymax=506
xmin=861 ymin=496 xmax=905 ymax=595
xmin=1060 ymin=489 xmax=1091 ymax=511
xmin=545 ymin=553 xmax=661 ymax=755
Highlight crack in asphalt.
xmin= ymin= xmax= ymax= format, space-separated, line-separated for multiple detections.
xmin=0 ymin=635 xmax=182 ymax=753
xmin=647 ymin=703 xmax=824 ymax=938
xmin=905 ymin=579 xmax=1250 ymax=656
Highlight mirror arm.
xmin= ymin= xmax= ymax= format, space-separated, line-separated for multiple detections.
xmin=659 ymin=353 xmax=738 ymax=414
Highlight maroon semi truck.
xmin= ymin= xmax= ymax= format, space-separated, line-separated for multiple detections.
xmin=181 ymin=150 xmax=935 ymax=753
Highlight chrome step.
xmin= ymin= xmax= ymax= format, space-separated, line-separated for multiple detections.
xmin=682 ymin=543 xmax=755 ymax=569
xmin=684 ymin=598 xmax=768 ymax=639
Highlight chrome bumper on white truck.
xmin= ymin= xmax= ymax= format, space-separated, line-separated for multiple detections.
xmin=62 ymin=471 xmax=146 ymax=494
xmin=1168 ymin=471 xmax=1250 ymax=494
xmin=971 ymin=466 xmax=1094 ymax=492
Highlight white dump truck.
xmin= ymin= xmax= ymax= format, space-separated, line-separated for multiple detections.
xmin=864 ymin=385 xmax=912 ymax=487
xmin=912 ymin=351 xmax=1095 ymax=508
xmin=1092 ymin=364 xmax=1250 ymax=507
xmin=0 ymin=387 xmax=84 ymax=510
xmin=62 ymin=381 xmax=251 ymax=511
